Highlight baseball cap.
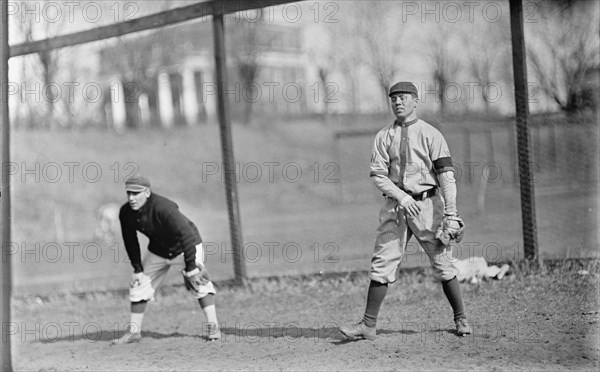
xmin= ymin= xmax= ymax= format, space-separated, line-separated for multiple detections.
xmin=125 ymin=175 xmax=151 ymax=192
xmin=388 ymin=82 xmax=418 ymax=98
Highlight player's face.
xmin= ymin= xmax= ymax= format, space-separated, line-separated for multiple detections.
xmin=127 ymin=189 xmax=150 ymax=211
xmin=390 ymin=93 xmax=418 ymax=120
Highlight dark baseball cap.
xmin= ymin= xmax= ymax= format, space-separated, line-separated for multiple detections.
xmin=125 ymin=175 xmax=151 ymax=192
xmin=388 ymin=82 xmax=418 ymax=98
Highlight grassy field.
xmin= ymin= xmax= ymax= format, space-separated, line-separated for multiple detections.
xmin=11 ymin=261 xmax=600 ymax=371
xmin=10 ymin=114 xmax=599 ymax=295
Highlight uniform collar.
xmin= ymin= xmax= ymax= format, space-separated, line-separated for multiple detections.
xmin=395 ymin=117 xmax=419 ymax=127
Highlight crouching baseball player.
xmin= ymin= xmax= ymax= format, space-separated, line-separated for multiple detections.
xmin=111 ymin=175 xmax=221 ymax=344
xmin=340 ymin=82 xmax=471 ymax=341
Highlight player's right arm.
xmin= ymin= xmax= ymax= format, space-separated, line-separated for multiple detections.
xmin=119 ymin=205 xmax=144 ymax=273
xmin=369 ymin=128 xmax=410 ymax=202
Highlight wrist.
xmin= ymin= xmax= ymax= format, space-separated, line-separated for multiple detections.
xmin=185 ymin=268 xmax=200 ymax=277
xmin=400 ymin=195 xmax=413 ymax=208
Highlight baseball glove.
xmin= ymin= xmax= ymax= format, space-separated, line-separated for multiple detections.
xmin=435 ymin=215 xmax=465 ymax=246
xmin=181 ymin=265 xmax=211 ymax=292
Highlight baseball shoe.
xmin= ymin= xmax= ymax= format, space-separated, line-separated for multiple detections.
xmin=455 ymin=318 xmax=472 ymax=336
xmin=339 ymin=321 xmax=376 ymax=341
xmin=111 ymin=331 xmax=142 ymax=345
xmin=206 ymin=323 xmax=221 ymax=341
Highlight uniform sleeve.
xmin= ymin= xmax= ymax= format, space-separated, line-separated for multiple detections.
xmin=430 ymin=130 xmax=454 ymax=174
xmin=371 ymin=175 xmax=409 ymax=201
xmin=119 ymin=207 xmax=144 ymax=273
xmin=430 ymin=129 xmax=457 ymax=214
xmin=438 ymin=170 xmax=458 ymax=215
xmin=369 ymin=129 xmax=408 ymax=201
xmin=160 ymin=207 xmax=199 ymax=272
xmin=369 ymin=130 xmax=390 ymax=178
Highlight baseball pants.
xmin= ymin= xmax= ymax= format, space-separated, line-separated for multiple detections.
xmin=129 ymin=243 xmax=216 ymax=302
xmin=369 ymin=193 xmax=458 ymax=283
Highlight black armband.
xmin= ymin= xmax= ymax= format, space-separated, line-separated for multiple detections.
xmin=433 ymin=157 xmax=453 ymax=174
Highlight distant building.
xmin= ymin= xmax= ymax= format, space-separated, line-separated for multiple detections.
xmin=97 ymin=19 xmax=309 ymax=129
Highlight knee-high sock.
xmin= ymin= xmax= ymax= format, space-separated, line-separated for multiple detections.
xmin=198 ymin=294 xmax=218 ymax=324
xmin=442 ymin=276 xmax=466 ymax=321
xmin=129 ymin=301 xmax=147 ymax=333
xmin=361 ymin=281 xmax=388 ymax=328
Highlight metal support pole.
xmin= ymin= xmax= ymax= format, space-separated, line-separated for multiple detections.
xmin=212 ymin=13 xmax=246 ymax=283
xmin=1 ymin=0 xmax=13 ymax=369
xmin=509 ymin=0 xmax=539 ymax=261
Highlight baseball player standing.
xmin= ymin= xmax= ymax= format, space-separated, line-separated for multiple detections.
xmin=340 ymin=81 xmax=471 ymax=340
xmin=111 ymin=175 xmax=221 ymax=344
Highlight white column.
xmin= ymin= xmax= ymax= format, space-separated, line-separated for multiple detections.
xmin=138 ymin=93 xmax=150 ymax=129
xmin=182 ymin=68 xmax=199 ymax=125
xmin=111 ymin=80 xmax=126 ymax=131
xmin=202 ymin=68 xmax=217 ymax=124
xmin=157 ymin=72 xmax=174 ymax=128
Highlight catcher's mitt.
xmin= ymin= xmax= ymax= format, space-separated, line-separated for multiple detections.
xmin=435 ymin=215 xmax=465 ymax=246
xmin=181 ymin=265 xmax=211 ymax=292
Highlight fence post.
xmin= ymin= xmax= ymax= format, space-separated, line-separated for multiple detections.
xmin=510 ymin=0 xmax=539 ymax=262
xmin=1 ymin=0 xmax=13 ymax=369
xmin=212 ymin=13 xmax=246 ymax=284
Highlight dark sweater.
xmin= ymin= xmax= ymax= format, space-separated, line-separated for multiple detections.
xmin=119 ymin=193 xmax=201 ymax=273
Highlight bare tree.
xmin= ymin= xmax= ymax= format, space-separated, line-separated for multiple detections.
xmin=99 ymin=0 xmax=184 ymax=129
xmin=228 ymin=17 xmax=261 ymax=125
xmin=12 ymin=1 xmax=67 ymax=129
xmin=330 ymin=14 xmax=366 ymax=114
xmin=424 ymin=22 xmax=462 ymax=116
xmin=305 ymin=24 xmax=337 ymax=116
xmin=326 ymin=2 xmax=404 ymax=110
xmin=462 ymin=16 xmax=512 ymax=114
xmin=101 ymin=30 xmax=179 ymax=129
xmin=226 ymin=11 xmax=278 ymax=125
xmin=526 ymin=0 xmax=600 ymax=112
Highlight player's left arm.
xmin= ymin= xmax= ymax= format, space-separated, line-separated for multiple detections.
xmin=437 ymin=169 xmax=457 ymax=216
xmin=430 ymin=131 xmax=457 ymax=216
xmin=431 ymin=133 xmax=466 ymax=244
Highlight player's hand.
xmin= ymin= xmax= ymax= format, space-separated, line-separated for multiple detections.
xmin=182 ymin=266 xmax=211 ymax=292
xmin=400 ymin=196 xmax=421 ymax=217
xmin=130 ymin=272 xmax=145 ymax=288
xmin=435 ymin=214 xmax=466 ymax=245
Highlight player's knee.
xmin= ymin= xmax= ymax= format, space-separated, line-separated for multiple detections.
xmin=129 ymin=280 xmax=155 ymax=302
xmin=437 ymin=269 xmax=458 ymax=282
xmin=192 ymin=282 xmax=217 ymax=300
xmin=368 ymin=271 xmax=394 ymax=284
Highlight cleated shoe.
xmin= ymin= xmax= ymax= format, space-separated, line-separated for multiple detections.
xmin=455 ymin=318 xmax=472 ymax=336
xmin=206 ymin=323 xmax=221 ymax=341
xmin=339 ymin=321 xmax=376 ymax=341
xmin=111 ymin=331 xmax=142 ymax=345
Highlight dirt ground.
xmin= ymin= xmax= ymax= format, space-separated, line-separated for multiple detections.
xmin=10 ymin=262 xmax=600 ymax=372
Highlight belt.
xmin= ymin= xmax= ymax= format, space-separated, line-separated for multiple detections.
xmin=385 ymin=187 xmax=437 ymax=201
